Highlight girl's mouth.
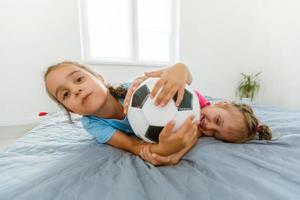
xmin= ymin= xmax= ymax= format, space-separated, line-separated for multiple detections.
xmin=200 ymin=116 xmax=206 ymax=129
xmin=82 ymin=92 xmax=92 ymax=105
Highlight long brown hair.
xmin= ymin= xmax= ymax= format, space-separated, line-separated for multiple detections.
xmin=44 ymin=61 xmax=128 ymax=122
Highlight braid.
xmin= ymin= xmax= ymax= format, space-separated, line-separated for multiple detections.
xmin=257 ymin=124 xmax=272 ymax=140
xmin=231 ymin=103 xmax=272 ymax=141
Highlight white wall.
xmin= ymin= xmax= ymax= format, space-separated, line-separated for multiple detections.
xmin=1 ymin=0 xmax=300 ymax=125
xmin=0 ymin=0 xmax=81 ymax=125
xmin=180 ymin=0 xmax=262 ymax=99
xmin=0 ymin=0 xmax=157 ymax=125
xmin=180 ymin=0 xmax=300 ymax=108
xmin=254 ymin=0 xmax=300 ymax=108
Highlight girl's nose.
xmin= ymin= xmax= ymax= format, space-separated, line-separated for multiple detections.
xmin=75 ymin=88 xmax=82 ymax=96
xmin=206 ymin=123 xmax=212 ymax=130
xmin=206 ymin=122 xmax=216 ymax=131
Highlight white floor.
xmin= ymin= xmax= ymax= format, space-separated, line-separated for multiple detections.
xmin=0 ymin=124 xmax=36 ymax=149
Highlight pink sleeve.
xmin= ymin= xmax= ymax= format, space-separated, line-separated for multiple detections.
xmin=195 ymin=90 xmax=211 ymax=109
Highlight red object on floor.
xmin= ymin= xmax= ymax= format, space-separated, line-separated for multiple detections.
xmin=38 ymin=112 xmax=48 ymax=117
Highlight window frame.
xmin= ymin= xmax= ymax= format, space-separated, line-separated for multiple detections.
xmin=78 ymin=0 xmax=180 ymax=67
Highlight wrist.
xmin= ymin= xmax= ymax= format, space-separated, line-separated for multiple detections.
xmin=151 ymin=143 xmax=173 ymax=156
xmin=149 ymin=143 xmax=163 ymax=155
xmin=170 ymin=154 xmax=180 ymax=165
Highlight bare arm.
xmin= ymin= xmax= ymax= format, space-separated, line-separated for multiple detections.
xmin=106 ymin=130 xmax=176 ymax=156
xmin=106 ymin=130 xmax=145 ymax=155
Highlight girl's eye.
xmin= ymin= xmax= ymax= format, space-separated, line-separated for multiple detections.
xmin=62 ymin=91 xmax=70 ymax=99
xmin=216 ymin=116 xmax=220 ymax=125
xmin=76 ymin=76 xmax=84 ymax=83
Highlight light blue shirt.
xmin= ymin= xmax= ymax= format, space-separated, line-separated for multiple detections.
xmin=81 ymin=114 xmax=134 ymax=144
xmin=81 ymin=83 xmax=134 ymax=143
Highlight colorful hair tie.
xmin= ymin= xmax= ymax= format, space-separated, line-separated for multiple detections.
xmin=256 ymin=124 xmax=262 ymax=132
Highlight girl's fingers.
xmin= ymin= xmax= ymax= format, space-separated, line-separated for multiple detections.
xmin=143 ymin=146 xmax=150 ymax=161
xmin=151 ymin=78 xmax=165 ymax=99
xmin=175 ymin=88 xmax=185 ymax=107
xmin=178 ymin=115 xmax=194 ymax=134
xmin=154 ymin=83 xmax=173 ymax=106
xmin=139 ymin=147 xmax=145 ymax=159
xmin=142 ymin=146 xmax=149 ymax=161
xmin=159 ymin=85 xmax=178 ymax=107
xmin=160 ymin=120 xmax=176 ymax=139
xmin=145 ymin=145 xmax=155 ymax=162
xmin=177 ymin=117 xmax=197 ymax=144
xmin=144 ymin=145 xmax=158 ymax=165
xmin=185 ymin=121 xmax=199 ymax=140
xmin=152 ymin=153 xmax=171 ymax=164
xmin=185 ymin=123 xmax=199 ymax=143
xmin=124 ymin=78 xmax=145 ymax=114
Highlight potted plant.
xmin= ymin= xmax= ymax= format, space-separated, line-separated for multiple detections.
xmin=236 ymin=72 xmax=261 ymax=102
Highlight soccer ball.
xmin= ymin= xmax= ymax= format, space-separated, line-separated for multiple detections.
xmin=127 ymin=78 xmax=200 ymax=143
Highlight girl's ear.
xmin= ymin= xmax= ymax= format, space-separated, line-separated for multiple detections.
xmin=96 ymin=74 xmax=106 ymax=83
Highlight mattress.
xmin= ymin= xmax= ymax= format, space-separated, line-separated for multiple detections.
xmin=0 ymin=97 xmax=300 ymax=200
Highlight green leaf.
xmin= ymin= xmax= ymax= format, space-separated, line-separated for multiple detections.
xmin=235 ymin=71 xmax=261 ymax=101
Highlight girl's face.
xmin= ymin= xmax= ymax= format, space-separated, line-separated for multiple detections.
xmin=199 ymin=103 xmax=244 ymax=142
xmin=45 ymin=64 xmax=108 ymax=115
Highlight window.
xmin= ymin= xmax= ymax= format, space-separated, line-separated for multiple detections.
xmin=79 ymin=0 xmax=180 ymax=66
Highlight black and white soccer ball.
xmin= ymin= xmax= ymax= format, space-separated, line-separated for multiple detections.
xmin=127 ymin=78 xmax=200 ymax=143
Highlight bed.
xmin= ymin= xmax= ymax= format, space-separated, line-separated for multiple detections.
xmin=1 ymin=97 xmax=300 ymax=200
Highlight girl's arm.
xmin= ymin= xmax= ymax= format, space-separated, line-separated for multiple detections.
xmin=107 ymin=116 xmax=199 ymax=158
xmin=106 ymin=130 xmax=145 ymax=155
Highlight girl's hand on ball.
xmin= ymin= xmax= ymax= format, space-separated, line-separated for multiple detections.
xmin=141 ymin=129 xmax=198 ymax=166
xmin=151 ymin=129 xmax=199 ymax=166
xmin=124 ymin=63 xmax=192 ymax=114
xmin=124 ymin=75 xmax=148 ymax=114
xmin=139 ymin=116 xmax=199 ymax=166
xmin=157 ymin=115 xmax=199 ymax=156
xmin=145 ymin=63 xmax=191 ymax=107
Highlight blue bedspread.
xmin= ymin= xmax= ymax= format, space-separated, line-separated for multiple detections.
xmin=1 ymin=98 xmax=300 ymax=200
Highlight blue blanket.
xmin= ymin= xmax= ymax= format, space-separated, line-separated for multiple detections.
xmin=1 ymin=98 xmax=300 ymax=200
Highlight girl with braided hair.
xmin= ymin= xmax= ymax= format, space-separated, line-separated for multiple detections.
xmin=134 ymin=100 xmax=273 ymax=165
xmin=197 ymin=101 xmax=272 ymax=143
xmin=44 ymin=61 xmax=199 ymax=166
xmin=122 ymin=65 xmax=272 ymax=164
xmin=122 ymin=66 xmax=272 ymax=144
